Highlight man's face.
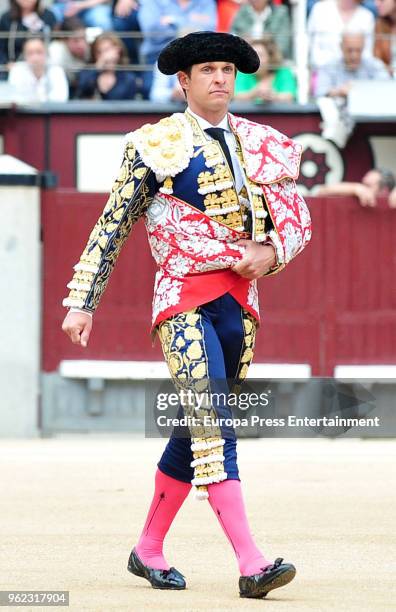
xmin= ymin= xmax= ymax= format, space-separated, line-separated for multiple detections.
xmin=24 ymin=39 xmax=46 ymax=69
xmin=362 ymin=170 xmax=382 ymax=195
xmin=67 ymin=31 xmax=88 ymax=60
xmin=16 ymin=0 xmax=37 ymax=12
xmin=341 ymin=34 xmax=365 ymax=70
xmin=178 ymin=61 xmax=236 ymax=115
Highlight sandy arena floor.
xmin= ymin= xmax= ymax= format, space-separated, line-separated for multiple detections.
xmin=0 ymin=436 xmax=395 ymax=611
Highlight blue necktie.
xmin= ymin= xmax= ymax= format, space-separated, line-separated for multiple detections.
xmin=205 ymin=127 xmax=235 ymax=179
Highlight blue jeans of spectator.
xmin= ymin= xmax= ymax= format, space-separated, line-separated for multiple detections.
xmin=51 ymin=2 xmax=113 ymax=30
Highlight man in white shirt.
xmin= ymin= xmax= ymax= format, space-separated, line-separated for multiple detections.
xmin=308 ymin=0 xmax=375 ymax=69
xmin=315 ymin=32 xmax=390 ymax=147
xmin=8 ymin=36 xmax=69 ymax=103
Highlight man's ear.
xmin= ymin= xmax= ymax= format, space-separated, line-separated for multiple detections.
xmin=177 ymin=70 xmax=189 ymax=91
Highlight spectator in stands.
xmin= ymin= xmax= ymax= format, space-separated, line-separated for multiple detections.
xmin=316 ymin=167 xmax=395 ymax=206
xmin=138 ymin=0 xmax=217 ymax=95
xmin=374 ymin=0 xmax=396 ymax=74
xmin=8 ymin=35 xmax=69 ymax=101
xmin=389 ymin=185 xmax=396 ymax=207
xmin=316 ymin=31 xmax=390 ymax=97
xmin=308 ymin=0 xmax=375 ymax=71
xmin=50 ymin=0 xmax=112 ymax=31
xmin=234 ymin=36 xmax=297 ymax=102
xmin=308 ymin=0 xmax=378 ymax=17
xmin=48 ymin=17 xmax=89 ymax=96
xmin=315 ymin=31 xmax=390 ymax=146
xmin=0 ymin=0 xmax=56 ymax=77
xmin=149 ymin=63 xmax=184 ymax=102
xmin=75 ymin=32 xmax=136 ymax=99
xmin=112 ymin=0 xmax=140 ymax=64
xmin=231 ymin=0 xmax=292 ymax=59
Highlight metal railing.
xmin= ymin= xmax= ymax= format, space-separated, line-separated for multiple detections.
xmin=1 ymin=0 xmax=395 ymax=106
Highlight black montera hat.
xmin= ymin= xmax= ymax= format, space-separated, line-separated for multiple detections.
xmin=158 ymin=31 xmax=260 ymax=75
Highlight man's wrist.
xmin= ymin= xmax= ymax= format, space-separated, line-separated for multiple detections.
xmin=69 ymin=308 xmax=93 ymax=318
xmin=262 ymin=242 xmax=277 ymax=272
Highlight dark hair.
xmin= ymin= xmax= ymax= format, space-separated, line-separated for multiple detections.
xmin=250 ymin=34 xmax=283 ymax=72
xmin=377 ymin=168 xmax=396 ymax=192
xmin=10 ymin=0 xmax=42 ymax=21
xmin=61 ymin=16 xmax=85 ymax=32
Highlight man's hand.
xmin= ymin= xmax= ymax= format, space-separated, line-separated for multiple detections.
xmin=255 ymin=80 xmax=275 ymax=102
xmin=329 ymin=82 xmax=351 ymax=98
xmin=232 ymin=240 xmax=276 ymax=280
xmin=62 ymin=311 xmax=92 ymax=348
xmin=114 ymin=0 xmax=137 ymax=17
xmin=160 ymin=15 xmax=176 ymax=26
xmin=354 ymin=184 xmax=376 ymax=207
xmin=64 ymin=1 xmax=84 ymax=17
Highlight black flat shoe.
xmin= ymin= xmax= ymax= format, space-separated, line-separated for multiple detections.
xmin=239 ymin=557 xmax=296 ymax=598
xmin=127 ymin=548 xmax=186 ymax=590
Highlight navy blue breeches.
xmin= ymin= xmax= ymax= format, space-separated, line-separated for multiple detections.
xmin=156 ymin=292 xmax=257 ymax=483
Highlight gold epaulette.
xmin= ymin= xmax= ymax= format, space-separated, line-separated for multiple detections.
xmin=125 ymin=113 xmax=194 ymax=182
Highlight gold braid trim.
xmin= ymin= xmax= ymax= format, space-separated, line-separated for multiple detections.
xmin=125 ymin=113 xmax=194 ymax=182
xmin=63 ymin=142 xmax=150 ymax=312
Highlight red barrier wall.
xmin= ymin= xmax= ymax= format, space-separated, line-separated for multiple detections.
xmin=41 ymin=191 xmax=396 ymax=376
xmin=1 ymin=107 xmax=389 ymax=188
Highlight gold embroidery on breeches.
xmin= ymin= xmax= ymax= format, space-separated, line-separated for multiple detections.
xmin=157 ymin=307 xmax=257 ymax=500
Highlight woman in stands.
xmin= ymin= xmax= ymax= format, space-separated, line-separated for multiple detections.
xmin=374 ymin=0 xmax=396 ymax=74
xmin=75 ymin=33 xmax=137 ymax=100
xmin=0 ymin=0 xmax=56 ymax=77
xmin=234 ymin=36 xmax=297 ymax=103
xmin=231 ymin=0 xmax=292 ymax=59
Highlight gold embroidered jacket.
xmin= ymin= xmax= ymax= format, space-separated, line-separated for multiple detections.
xmin=63 ymin=111 xmax=311 ymax=322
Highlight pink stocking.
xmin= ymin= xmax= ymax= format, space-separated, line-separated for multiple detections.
xmin=135 ymin=468 xmax=191 ymax=570
xmin=208 ymin=479 xmax=272 ymax=576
